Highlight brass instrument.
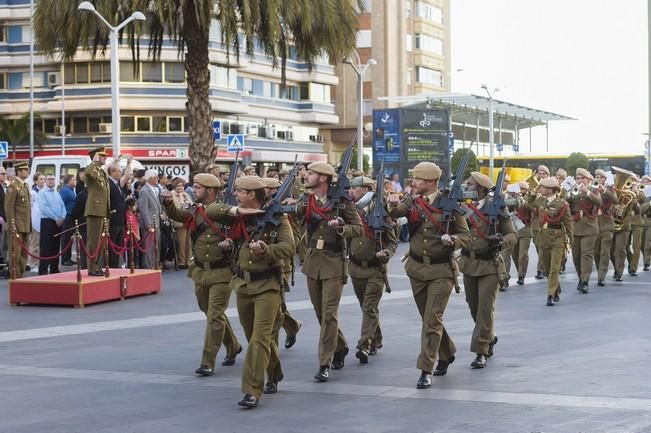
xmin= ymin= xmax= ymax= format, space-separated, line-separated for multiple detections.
xmin=612 ymin=166 xmax=637 ymax=231
xmin=523 ymin=172 xmax=540 ymax=191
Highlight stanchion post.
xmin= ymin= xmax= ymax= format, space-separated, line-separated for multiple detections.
xmin=10 ymin=219 xmax=17 ymax=281
xmin=129 ymin=227 xmax=135 ymax=274
xmin=153 ymin=223 xmax=160 ymax=270
xmin=103 ymin=217 xmax=110 ymax=278
xmin=74 ymin=219 xmax=82 ymax=283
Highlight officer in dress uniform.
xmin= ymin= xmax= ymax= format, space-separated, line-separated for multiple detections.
xmin=162 ymin=173 xmax=244 ymax=376
xmin=84 ymin=147 xmax=110 ymax=276
xmin=593 ymin=169 xmax=618 ymax=286
xmin=4 ymin=162 xmax=31 ymax=278
xmin=567 ymin=168 xmax=601 ymax=294
xmin=290 ymin=162 xmax=362 ymax=382
xmin=387 ymin=162 xmax=470 ymax=389
xmin=348 ymin=176 xmax=397 ymax=364
xmin=512 ymin=181 xmax=534 ymax=285
xmin=206 ymin=175 xmax=295 ymax=408
xmin=459 ymin=172 xmax=516 ymax=369
xmin=530 ymin=177 xmax=573 ymax=306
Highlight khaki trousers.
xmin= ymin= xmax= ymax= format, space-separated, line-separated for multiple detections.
xmin=86 ymin=216 xmax=105 ymax=273
xmin=594 ymin=230 xmax=614 ymax=281
xmin=267 ymin=293 xmax=286 ymax=383
xmin=237 ymin=289 xmax=281 ymax=399
xmin=282 ymin=305 xmax=301 ymax=338
xmin=195 ymin=279 xmax=241 ymax=369
xmin=541 ymin=247 xmax=564 ymax=296
xmin=643 ymin=226 xmax=651 ymax=266
xmin=409 ymin=277 xmax=456 ymax=373
xmin=463 ymin=273 xmax=499 ymax=355
xmin=351 ymin=276 xmax=384 ymax=351
xmin=26 ymin=230 xmax=39 ymax=270
xmin=533 ymin=230 xmax=544 ymax=274
xmin=500 ymin=247 xmax=513 ymax=281
xmin=175 ymin=227 xmax=191 ymax=267
xmin=307 ymin=277 xmax=348 ymax=367
xmin=610 ymin=230 xmax=630 ymax=277
xmin=572 ymin=234 xmax=596 ymax=283
xmin=9 ymin=232 xmax=29 ymax=278
xmin=626 ymin=226 xmax=644 ymax=272
xmin=512 ymin=236 xmax=531 ymax=279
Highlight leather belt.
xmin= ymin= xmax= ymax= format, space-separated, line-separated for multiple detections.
xmin=308 ymin=239 xmax=343 ymax=253
xmin=193 ymin=258 xmax=230 ymax=270
xmin=350 ymin=256 xmax=382 ymax=268
xmin=236 ymin=268 xmax=278 ymax=282
xmin=545 ymin=224 xmax=562 ymax=229
xmin=409 ymin=251 xmax=449 ymax=265
xmin=461 ymin=249 xmax=495 ymax=261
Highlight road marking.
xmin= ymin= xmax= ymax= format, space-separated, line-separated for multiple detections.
xmin=0 ymin=364 xmax=648 ymax=412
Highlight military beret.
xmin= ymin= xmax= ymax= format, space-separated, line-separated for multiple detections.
xmin=279 ymin=169 xmax=289 ymax=176
xmin=89 ymin=146 xmax=107 ymax=157
xmin=235 ymin=175 xmax=265 ymax=191
xmin=308 ymin=161 xmax=335 ymax=177
xmin=262 ymin=177 xmax=282 ymax=188
xmin=413 ymin=162 xmax=442 ymax=181
xmin=205 ymin=164 xmax=219 ymax=171
xmin=194 ymin=173 xmax=221 ymax=188
xmin=351 ymin=169 xmax=365 ymax=178
xmin=537 ymin=165 xmax=550 ymax=175
xmin=556 ymin=168 xmax=568 ymax=178
xmin=350 ymin=176 xmax=374 ymax=188
xmin=595 ymin=169 xmax=608 ymax=177
xmin=575 ymin=168 xmax=593 ymax=179
xmin=243 ymin=165 xmax=256 ymax=172
xmin=518 ymin=181 xmax=529 ymax=190
xmin=470 ymin=171 xmax=494 ymax=189
xmin=540 ymin=177 xmax=561 ymax=190
xmin=14 ymin=161 xmax=29 ymax=171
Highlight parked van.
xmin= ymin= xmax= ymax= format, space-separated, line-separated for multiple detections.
xmin=28 ymin=155 xmax=91 ymax=186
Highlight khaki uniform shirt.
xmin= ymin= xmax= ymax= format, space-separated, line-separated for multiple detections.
xmin=567 ymin=189 xmax=601 ymax=236
xmin=84 ymin=161 xmax=110 ymax=217
xmin=630 ymin=191 xmax=646 ymax=227
xmin=4 ymin=178 xmax=31 ymax=234
xmin=597 ymin=187 xmax=618 ymax=233
xmin=536 ymin=195 xmax=573 ymax=249
xmin=349 ymin=204 xmax=398 ymax=279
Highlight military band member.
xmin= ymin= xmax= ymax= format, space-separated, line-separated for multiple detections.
xmin=533 ymin=165 xmax=551 ymax=279
xmin=593 ymin=169 xmax=618 ymax=286
xmin=460 ymin=172 xmax=516 ymax=368
xmin=162 ymin=174 xmax=243 ymax=376
xmin=512 ymin=181 xmax=534 ymax=285
xmin=387 ymin=162 xmax=470 ymax=389
xmin=640 ymin=176 xmax=651 ymax=271
xmin=498 ymin=174 xmax=514 ymax=290
xmin=206 ymin=176 xmax=295 ymax=408
xmin=567 ymin=168 xmax=601 ymax=293
xmin=349 ymin=176 xmax=397 ymax=364
xmin=4 ymin=161 xmax=31 ymax=278
xmin=84 ymin=147 xmax=110 ymax=276
xmin=291 ymin=162 xmax=362 ymax=382
xmin=626 ymin=178 xmax=646 ymax=276
xmin=556 ymin=168 xmax=568 ymax=184
xmin=532 ymin=178 xmax=573 ymax=306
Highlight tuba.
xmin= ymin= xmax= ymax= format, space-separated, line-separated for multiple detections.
xmin=612 ymin=166 xmax=637 ymax=231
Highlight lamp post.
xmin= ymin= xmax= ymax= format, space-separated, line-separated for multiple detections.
xmin=344 ymin=51 xmax=377 ymax=172
xmin=78 ymin=1 xmax=145 ymax=157
xmin=481 ymin=84 xmax=499 ymax=180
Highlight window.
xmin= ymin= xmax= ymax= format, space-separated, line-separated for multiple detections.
xmin=168 ymin=117 xmax=183 ymax=132
xmin=136 ymin=116 xmax=151 ymax=132
xmin=22 ymin=72 xmax=44 ymax=88
xmin=120 ymin=62 xmax=139 ymax=82
xmin=90 ymin=63 xmax=103 ymax=83
xmin=210 ymin=64 xmax=237 ymax=89
xmin=406 ymin=34 xmax=413 ymax=52
xmin=416 ymin=66 xmax=443 ymax=87
xmin=415 ymin=1 xmax=443 ymax=24
xmin=152 ymin=116 xmax=166 ymax=132
xmin=363 ymin=99 xmax=373 ymax=116
xmin=237 ymin=77 xmax=253 ymax=94
xmin=43 ymin=118 xmax=56 ymax=134
xmin=0 ymin=73 xmax=5 ymax=90
xmin=251 ymin=79 xmax=264 ymax=96
xmin=61 ymin=164 xmax=81 ymax=178
xmin=415 ymin=34 xmax=443 ymax=55
xmin=73 ymin=117 xmax=87 ymax=134
xmin=299 ymin=83 xmax=309 ymax=100
xmin=121 ymin=116 xmax=135 ymax=132
xmin=21 ymin=25 xmax=31 ymax=43
xmin=356 ymin=30 xmax=372 ymax=48
xmin=142 ymin=62 xmax=162 ymax=82
xmin=165 ymin=63 xmax=184 ymax=83
xmin=0 ymin=25 xmax=6 ymax=43
xmin=309 ymin=83 xmax=331 ymax=103
xmin=76 ymin=63 xmax=89 ymax=84
xmin=64 ymin=64 xmax=75 ymax=85
xmin=35 ymin=164 xmax=55 ymax=177
xmin=88 ymin=117 xmax=101 ymax=133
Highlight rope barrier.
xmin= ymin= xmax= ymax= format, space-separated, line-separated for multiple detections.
xmin=17 ymin=235 xmax=74 ymax=261
xmin=107 ymin=236 xmax=130 ymax=255
xmin=79 ymin=235 xmax=107 ymax=260
xmin=134 ymin=231 xmax=155 ymax=253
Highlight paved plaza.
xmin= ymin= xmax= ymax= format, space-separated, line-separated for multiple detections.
xmin=1 ymin=243 xmax=651 ymax=433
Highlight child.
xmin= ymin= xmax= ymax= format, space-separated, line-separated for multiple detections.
xmin=125 ymin=198 xmax=141 ymax=268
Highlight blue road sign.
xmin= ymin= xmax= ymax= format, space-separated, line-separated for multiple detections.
xmin=227 ymin=134 xmax=245 ymax=152
xmin=496 ymin=143 xmax=504 ymax=152
xmin=513 ymin=144 xmax=519 ymax=152
xmin=212 ymin=120 xmax=221 ymax=140
xmin=0 ymin=141 xmax=7 ymax=159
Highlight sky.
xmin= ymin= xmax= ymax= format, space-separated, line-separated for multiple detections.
xmin=450 ymin=0 xmax=648 ymax=155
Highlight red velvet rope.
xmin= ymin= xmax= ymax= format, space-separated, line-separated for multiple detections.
xmin=16 ymin=235 xmax=74 ymax=260
xmin=79 ymin=235 xmax=107 ymax=260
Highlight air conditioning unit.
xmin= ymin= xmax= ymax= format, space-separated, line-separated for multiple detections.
xmin=47 ymin=72 xmax=61 ymax=88
xmin=316 ymin=134 xmax=324 ymax=143
xmin=248 ymin=126 xmax=259 ymax=136
xmin=54 ymin=125 xmax=65 ymax=135
xmin=99 ymin=123 xmax=112 ymax=134
xmin=286 ymin=131 xmax=294 ymax=141
xmin=276 ymin=130 xmax=287 ymax=140
xmin=309 ymin=135 xmax=317 ymax=142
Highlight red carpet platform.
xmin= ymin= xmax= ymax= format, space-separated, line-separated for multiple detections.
xmin=8 ymin=269 xmax=162 ymax=308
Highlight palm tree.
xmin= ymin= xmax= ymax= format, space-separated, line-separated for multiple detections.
xmin=34 ymin=0 xmax=362 ymax=174
xmin=0 ymin=113 xmax=47 ymax=161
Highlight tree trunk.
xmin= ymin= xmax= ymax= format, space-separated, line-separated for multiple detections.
xmin=183 ymin=1 xmax=213 ymax=176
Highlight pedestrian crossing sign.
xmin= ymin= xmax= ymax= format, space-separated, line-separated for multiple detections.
xmin=227 ymin=134 xmax=245 ymax=152
xmin=0 ymin=141 xmax=7 ymax=159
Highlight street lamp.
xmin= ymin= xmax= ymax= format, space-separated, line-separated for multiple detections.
xmin=344 ymin=51 xmax=377 ymax=172
xmin=78 ymin=1 xmax=145 ymax=157
xmin=481 ymin=84 xmax=499 ymax=180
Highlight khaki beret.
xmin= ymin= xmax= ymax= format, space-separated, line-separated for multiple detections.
xmin=205 ymin=164 xmax=219 ymax=171
xmin=351 ymin=169 xmax=365 ymax=178
xmin=308 ymin=161 xmax=335 ymax=177
xmin=518 ymin=181 xmax=529 ymax=190
xmin=641 ymin=175 xmax=651 ymax=182
xmin=194 ymin=173 xmax=221 ymax=188
xmin=350 ymin=176 xmax=374 ymax=188
xmin=595 ymin=169 xmax=608 ymax=177
xmin=279 ymin=169 xmax=289 ymax=176
xmin=89 ymin=146 xmax=108 ymax=157
xmin=243 ymin=166 xmax=256 ymax=172
xmin=556 ymin=168 xmax=567 ymax=177
xmin=537 ymin=165 xmax=550 ymax=175
xmin=235 ymin=175 xmax=265 ymax=191
xmin=413 ymin=162 xmax=442 ymax=181
xmin=540 ymin=177 xmax=561 ymax=190
xmin=262 ymin=177 xmax=282 ymax=188
xmin=470 ymin=171 xmax=494 ymax=189
xmin=576 ymin=168 xmax=593 ymax=179
xmin=14 ymin=161 xmax=29 ymax=171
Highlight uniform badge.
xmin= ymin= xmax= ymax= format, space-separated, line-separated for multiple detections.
xmin=316 ymin=239 xmax=324 ymax=250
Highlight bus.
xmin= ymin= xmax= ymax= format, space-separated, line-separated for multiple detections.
xmin=477 ymin=154 xmax=646 ymax=182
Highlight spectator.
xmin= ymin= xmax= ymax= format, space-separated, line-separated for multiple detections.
xmin=390 ymin=173 xmax=403 ymax=193
xmin=107 ymin=159 xmax=132 ymax=268
xmin=138 ymin=169 xmax=162 ymax=269
xmin=59 ymin=174 xmax=77 ymax=266
xmin=75 ymin=168 xmax=86 ymax=194
xmin=124 ymin=197 xmax=140 ymax=268
xmin=206 ymin=164 xmax=220 ymax=177
xmin=37 ymin=174 xmax=66 ymax=275
xmin=171 ymin=177 xmax=193 ymax=269
xmin=70 ymin=188 xmax=88 ymax=270
xmin=26 ymin=173 xmax=45 ymax=272
xmin=0 ymin=166 xmax=6 ymax=263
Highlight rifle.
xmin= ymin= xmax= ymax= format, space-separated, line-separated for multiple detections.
xmin=483 ymin=160 xmax=510 ymax=289
xmin=439 ymin=151 xmax=471 ymax=293
xmin=223 ymin=148 xmax=241 ymax=206
xmin=366 ymin=160 xmax=393 ymax=293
